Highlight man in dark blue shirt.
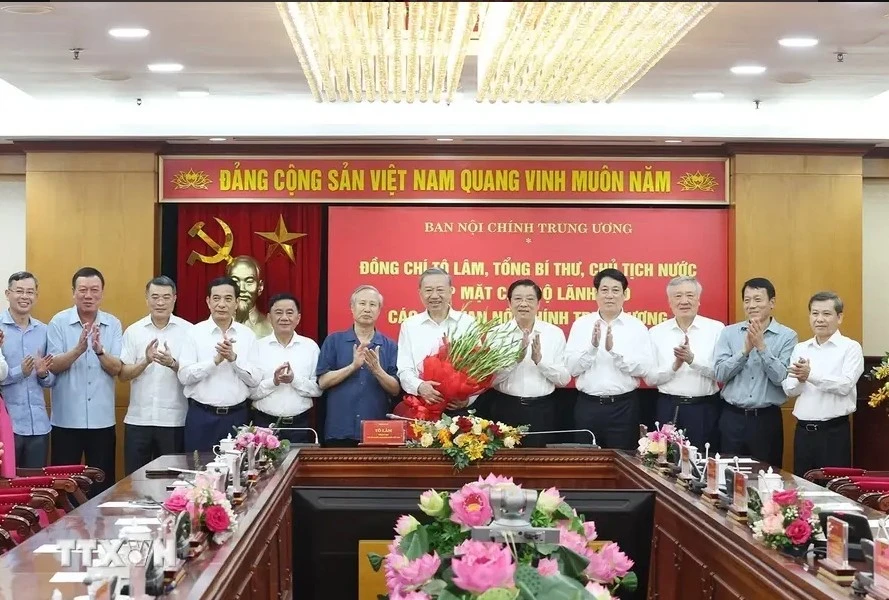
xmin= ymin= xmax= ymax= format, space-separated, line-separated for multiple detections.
xmin=317 ymin=285 xmax=400 ymax=447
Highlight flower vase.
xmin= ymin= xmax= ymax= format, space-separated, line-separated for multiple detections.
xmin=780 ymin=543 xmax=810 ymax=559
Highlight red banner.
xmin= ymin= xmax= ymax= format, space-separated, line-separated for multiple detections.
xmin=326 ymin=206 xmax=729 ymax=339
xmin=160 ymin=157 xmax=728 ymax=204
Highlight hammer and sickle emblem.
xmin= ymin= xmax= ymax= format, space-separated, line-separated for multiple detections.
xmin=187 ymin=218 xmax=234 ymax=265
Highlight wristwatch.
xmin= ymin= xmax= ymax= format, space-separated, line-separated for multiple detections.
xmin=95 ymin=350 xmax=105 ymax=356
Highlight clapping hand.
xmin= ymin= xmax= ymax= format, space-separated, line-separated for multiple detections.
xmin=364 ymin=346 xmax=383 ymax=373
xmin=592 ymin=321 xmax=603 ymax=348
xmin=145 ymin=339 xmax=159 ymax=362
xmin=153 ymin=341 xmax=177 ymax=368
xmin=274 ymin=362 xmax=293 ymax=385
xmin=35 ymin=353 xmax=53 ymax=378
xmin=604 ymin=324 xmax=614 ymax=352
xmin=747 ymin=319 xmax=766 ymax=352
xmin=215 ymin=331 xmax=237 ymax=362
xmin=91 ymin=324 xmax=104 ymax=354
xmin=0 ymin=329 xmax=4 ymax=347
xmin=788 ymin=357 xmax=810 ymax=382
xmin=673 ymin=334 xmax=694 ymax=369
xmin=352 ymin=342 xmax=368 ymax=369
xmin=530 ymin=332 xmax=542 ymax=364
xmin=21 ymin=355 xmax=35 ymax=377
xmin=76 ymin=323 xmax=91 ymax=354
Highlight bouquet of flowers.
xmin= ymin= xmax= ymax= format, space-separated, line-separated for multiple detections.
xmin=394 ymin=317 xmax=525 ymax=421
xmin=636 ymin=422 xmax=686 ymax=467
xmin=866 ymin=354 xmax=889 ymax=412
xmin=161 ymin=473 xmax=238 ymax=544
xmin=748 ymin=488 xmax=820 ymax=552
xmin=408 ymin=412 xmax=529 ymax=469
xmin=368 ymin=474 xmax=637 ymax=600
xmin=233 ymin=423 xmax=290 ymax=464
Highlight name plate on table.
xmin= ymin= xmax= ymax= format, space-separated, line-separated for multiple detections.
xmin=731 ymin=470 xmax=748 ymax=514
xmin=818 ymin=515 xmax=856 ymax=585
xmin=704 ymin=457 xmax=719 ymax=496
xmin=361 ymin=420 xmax=406 ymax=446
xmin=679 ymin=446 xmax=692 ymax=480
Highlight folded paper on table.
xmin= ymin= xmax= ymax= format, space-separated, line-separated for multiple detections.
xmin=49 ymin=572 xmax=88 ymax=583
xmin=98 ymin=501 xmax=157 ymax=509
xmin=114 ymin=517 xmax=160 ymax=526
xmin=816 ymin=502 xmax=863 ymax=512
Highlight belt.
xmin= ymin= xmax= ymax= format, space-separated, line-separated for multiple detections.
xmin=662 ymin=393 xmax=719 ymax=406
xmin=493 ymin=390 xmax=553 ymax=406
xmin=796 ymin=415 xmax=849 ymax=432
xmin=253 ymin=408 xmax=302 ymax=425
xmin=580 ymin=390 xmax=635 ymax=405
xmin=189 ymin=398 xmax=248 ymax=415
xmin=722 ymin=403 xmax=779 ymax=417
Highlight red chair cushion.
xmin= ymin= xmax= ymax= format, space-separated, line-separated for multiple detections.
xmin=7 ymin=477 xmax=54 ymax=487
xmin=0 ymin=504 xmax=49 ymax=528
xmin=857 ymin=481 xmax=889 ymax=492
xmin=850 ymin=476 xmax=889 ymax=483
xmin=821 ymin=467 xmax=866 ymax=477
xmin=43 ymin=466 xmax=85 ymax=476
xmin=0 ymin=493 xmax=32 ymax=502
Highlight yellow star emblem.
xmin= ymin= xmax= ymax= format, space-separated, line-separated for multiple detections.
xmin=255 ymin=214 xmax=306 ymax=263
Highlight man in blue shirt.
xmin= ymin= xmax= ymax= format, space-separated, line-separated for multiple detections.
xmin=1 ymin=272 xmax=55 ymax=468
xmin=48 ymin=267 xmax=123 ymax=492
xmin=714 ymin=277 xmax=797 ymax=469
xmin=318 ymin=285 xmax=400 ymax=447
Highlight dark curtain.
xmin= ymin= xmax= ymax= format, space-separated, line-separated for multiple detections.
xmin=173 ymin=203 xmax=322 ymax=340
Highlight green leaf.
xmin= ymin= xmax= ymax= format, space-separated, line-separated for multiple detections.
xmin=399 ymin=527 xmax=430 ymax=561
xmin=555 ymin=502 xmax=575 ymax=521
xmin=477 ymin=588 xmax=520 ymax=600
xmin=438 ymin=589 xmax=464 ymax=600
xmin=620 ymin=571 xmax=639 ymax=592
xmin=535 ymin=543 xmax=560 ymax=556
xmin=556 ymin=546 xmax=590 ymax=580
xmin=538 ymin=574 xmax=591 ymax=598
xmin=367 ymin=552 xmax=384 ymax=572
xmin=440 ymin=565 xmax=457 ymax=587
xmin=421 ymin=579 xmax=448 ymax=595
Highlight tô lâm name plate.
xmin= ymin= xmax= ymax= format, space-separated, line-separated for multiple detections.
xmin=360 ymin=420 xmax=407 ymax=446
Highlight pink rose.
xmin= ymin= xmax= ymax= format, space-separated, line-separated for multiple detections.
xmin=785 ymin=519 xmax=812 ymax=546
xmin=451 ymin=540 xmax=515 ymax=594
xmin=203 ymin=505 xmax=231 ymax=533
xmin=384 ymin=551 xmax=440 ymax=594
xmin=264 ymin=435 xmax=281 ymax=450
xmin=799 ymin=500 xmax=814 ymax=521
xmin=586 ymin=543 xmax=634 ymax=584
xmin=771 ymin=489 xmax=798 ymax=507
xmin=537 ymin=558 xmax=559 ymax=577
xmin=760 ymin=515 xmax=784 ymax=535
xmin=761 ymin=500 xmax=780 ymax=517
xmin=163 ymin=490 xmax=188 ymax=513
xmin=449 ymin=484 xmax=493 ymax=528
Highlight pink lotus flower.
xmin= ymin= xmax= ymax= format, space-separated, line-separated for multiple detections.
xmin=585 ymin=581 xmax=615 ymax=600
xmin=785 ymin=519 xmax=812 ymax=545
xmin=586 ymin=543 xmax=634 ymax=584
xmin=583 ymin=521 xmax=598 ymax=541
xmin=537 ymin=557 xmax=560 ymax=577
xmin=451 ymin=540 xmax=515 ymax=594
xmin=558 ymin=524 xmax=592 ymax=560
xmin=449 ymin=484 xmax=493 ymax=528
xmin=394 ymin=515 xmax=420 ymax=536
xmin=477 ymin=474 xmax=515 ymax=487
xmin=536 ymin=487 xmax=564 ymax=515
xmin=799 ymin=499 xmax=814 ymax=521
xmin=761 ymin=515 xmax=784 ymax=535
xmin=771 ymin=489 xmax=798 ymax=507
xmin=761 ymin=500 xmax=780 ymax=517
xmin=384 ymin=551 xmax=441 ymax=594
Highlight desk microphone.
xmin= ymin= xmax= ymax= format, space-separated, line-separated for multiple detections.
xmin=524 ymin=429 xmax=599 ymax=448
xmin=274 ymin=427 xmax=320 ymax=446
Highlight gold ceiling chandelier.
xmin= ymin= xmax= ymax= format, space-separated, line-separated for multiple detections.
xmin=277 ymin=2 xmax=717 ymax=104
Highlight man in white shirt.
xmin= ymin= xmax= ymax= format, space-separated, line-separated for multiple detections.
xmin=397 ymin=267 xmax=476 ymax=413
xmin=782 ymin=291 xmax=864 ymax=477
xmin=119 ymin=276 xmax=193 ymax=475
xmin=565 ymin=268 xmax=653 ymax=450
xmin=489 ymin=279 xmax=570 ymax=446
xmin=178 ymin=276 xmax=262 ymax=452
xmin=248 ymin=293 xmax=322 ymax=444
xmin=646 ymin=276 xmax=725 ymax=451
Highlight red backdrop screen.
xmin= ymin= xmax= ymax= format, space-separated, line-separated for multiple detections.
xmin=327 ymin=206 xmax=728 ymax=339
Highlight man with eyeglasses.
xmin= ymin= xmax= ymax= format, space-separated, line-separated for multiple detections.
xmin=119 ymin=276 xmax=193 ymax=475
xmin=0 ymin=272 xmax=55 ymax=468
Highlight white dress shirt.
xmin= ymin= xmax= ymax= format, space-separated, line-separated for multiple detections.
xmin=248 ymin=332 xmax=322 ymax=417
xmin=177 ymin=319 xmax=261 ymax=407
xmin=492 ymin=319 xmax=570 ymax=397
xmin=396 ymin=308 xmax=475 ymax=395
xmin=645 ymin=315 xmax=725 ymax=397
xmin=121 ymin=314 xmax=193 ymax=427
xmin=565 ymin=311 xmax=653 ymax=396
xmin=782 ymin=330 xmax=864 ymax=421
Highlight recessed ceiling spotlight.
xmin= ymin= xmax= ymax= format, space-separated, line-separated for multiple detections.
xmin=692 ymin=92 xmax=724 ymax=100
xmin=0 ymin=4 xmax=53 ymax=14
xmin=109 ymin=27 xmax=150 ymax=39
xmin=178 ymin=89 xmax=210 ymax=98
xmin=664 ymin=140 xmax=683 ymax=143
xmin=436 ymin=138 xmax=454 ymax=142
xmin=779 ymin=37 xmax=818 ymax=48
xmin=730 ymin=65 xmax=766 ymax=75
xmin=147 ymin=63 xmax=184 ymax=73
xmin=208 ymin=137 xmax=227 ymax=142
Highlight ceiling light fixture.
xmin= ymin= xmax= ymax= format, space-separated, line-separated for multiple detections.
xmin=177 ymin=89 xmax=210 ymax=98
xmin=0 ymin=4 xmax=53 ymax=14
xmin=664 ymin=139 xmax=683 ymax=143
xmin=147 ymin=63 xmax=184 ymax=73
xmin=778 ymin=37 xmax=818 ymax=48
xmin=109 ymin=27 xmax=150 ymax=39
xmin=436 ymin=138 xmax=455 ymax=142
xmin=208 ymin=137 xmax=227 ymax=142
xmin=730 ymin=65 xmax=766 ymax=75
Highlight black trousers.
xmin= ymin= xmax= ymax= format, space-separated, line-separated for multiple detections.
xmin=124 ymin=424 xmax=185 ymax=476
xmin=488 ymin=390 xmax=556 ymax=448
xmin=718 ymin=403 xmax=784 ymax=469
xmin=575 ymin=391 xmax=639 ymax=450
xmin=251 ymin=409 xmax=314 ymax=444
xmin=793 ymin=416 xmax=851 ymax=477
xmin=656 ymin=393 xmax=721 ymax=452
xmin=184 ymin=400 xmax=249 ymax=453
xmin=51 ymin=425 xmax=116 ymax=494
xmin=14 ymin=433 xmax=49 ymax=468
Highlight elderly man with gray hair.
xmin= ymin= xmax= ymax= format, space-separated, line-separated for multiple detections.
xmin=317 ymin=284 xmax=400 ymax=447
xmin=645 ymin=276 xmax=725 ymax=450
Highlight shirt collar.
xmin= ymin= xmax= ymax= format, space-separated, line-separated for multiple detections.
xmin=740 ymin=317 xmax=781 ymax=333
xmin=67 ymin=306 xmax=110 ymax=326
xmin=807 ymin=330 xmax=843 ymax=348
xmin=669 ymin=316 xmax=702 ymax=332
xmin=344 ymin=326 xmax=384 ymax=345
xmin=267 ymin=332 xmax=299 ymax=348
xmin=421 ymin=307 xmax=460 ymax=324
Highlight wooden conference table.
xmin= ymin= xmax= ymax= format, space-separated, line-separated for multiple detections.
xmin=0 ymin=450 xmax=298 ymax=600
